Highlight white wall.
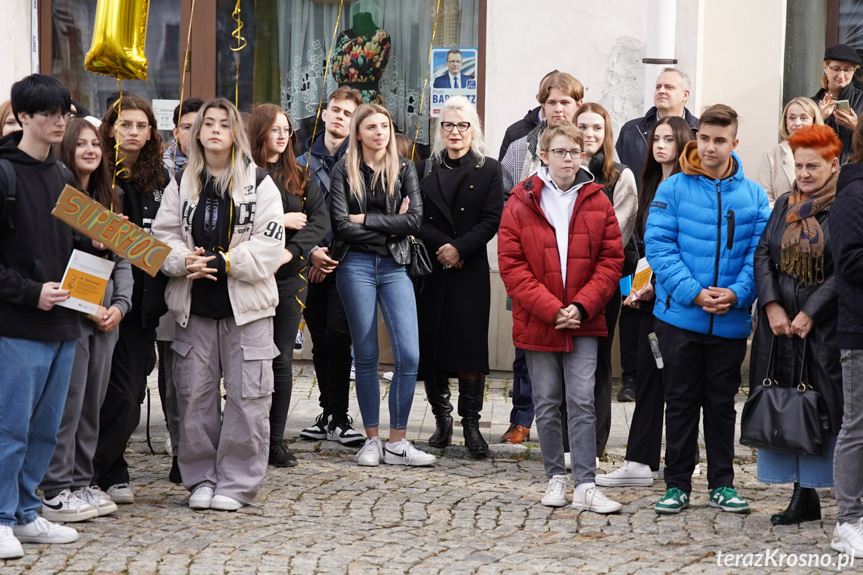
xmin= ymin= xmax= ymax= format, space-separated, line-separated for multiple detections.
xmin=697 ymin=0 xmax=786 ymax=175
xmin=0 ymin=0 xmax=36 ymax=100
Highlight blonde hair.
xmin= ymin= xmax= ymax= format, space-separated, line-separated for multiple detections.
xmin=779 ymin=97 xmax=824 ymax=140
xmin=431 ymin=96 xmax=486 ymax=165
xmin=345 ymin=104 xmax=401 ymax=201
xmin=185 ymin=98 xmax=253 ymax=203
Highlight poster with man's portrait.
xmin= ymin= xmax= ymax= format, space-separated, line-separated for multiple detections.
xmin=429 ymin=47 xmax=477 ymax=117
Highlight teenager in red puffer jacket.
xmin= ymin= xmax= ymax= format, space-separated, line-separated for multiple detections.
xmin=498 ymin=122 xmax=623 ymax=514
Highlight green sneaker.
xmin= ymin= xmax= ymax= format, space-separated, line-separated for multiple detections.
xmin=708 ymin=486 xmax=751 ymax=513
xmin=654 ymin=487 xmax=690 ymax=514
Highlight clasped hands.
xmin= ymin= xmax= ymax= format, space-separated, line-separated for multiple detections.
xmin=185 ymin=246 xmax=218 ymax=280
xmin=554 ymin=304 xmax=581 ymax=330
xmin=764 ymin=301 xmax=814 ymax=339
xmin=692 ymin=287 xmax=737 ymax=315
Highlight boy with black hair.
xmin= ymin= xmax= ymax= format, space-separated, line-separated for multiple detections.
xmin=646 ymin=104 xmax=769 ymax=515
xmin=163 ymin=97 xmax=205 ymax=177
xmin=0 ymin=74 xmax=81 ymax=559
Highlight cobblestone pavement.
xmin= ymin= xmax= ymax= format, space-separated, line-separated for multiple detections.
xmin=1 ymin=361 xmax=856 ymax=575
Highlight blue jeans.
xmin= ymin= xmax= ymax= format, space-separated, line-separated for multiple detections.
xmin=0 ymin=337 xmax=75 ymax=527
xmin=336 ymin=251 xmax=419 ymax=431
xmin=509 ymin=347 xmax=535 ymax=428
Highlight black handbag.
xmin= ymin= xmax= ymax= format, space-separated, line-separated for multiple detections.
xmin=740 ymin=336 xmax=830 ymax=456
xmin=407 ymin=235 xmax=433 ymax=279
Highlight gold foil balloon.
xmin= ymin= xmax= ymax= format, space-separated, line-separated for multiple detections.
xmin=84 ymin=0 xmax=151 ymax=81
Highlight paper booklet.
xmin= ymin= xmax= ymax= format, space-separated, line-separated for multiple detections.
xmin=631 ymin=257 xmax=653 ymax=294
xmin=57 ymin=249 xmax=115 ymax=315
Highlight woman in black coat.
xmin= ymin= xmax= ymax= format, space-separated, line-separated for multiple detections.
xmin=416 ymin=96 xmax=503 ymax=456
xmin=750 ymin=124 xmax=843 ymax=525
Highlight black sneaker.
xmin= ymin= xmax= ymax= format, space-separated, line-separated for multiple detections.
xmin=299 ymin=412 xmax=329 ymax=440
xmin=269 ymin=440 xmax=298 ymax=467
xmin=617 ymin=378 xmax=636 ymax=402
xmin=327 ymin=415 xmax=365 ymax=447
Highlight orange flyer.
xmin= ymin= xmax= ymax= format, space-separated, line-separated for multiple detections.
xmin=631 ymin=258 xmax=653 ymax=294
xmin=57 ymin=249 xmax=115 ymax=314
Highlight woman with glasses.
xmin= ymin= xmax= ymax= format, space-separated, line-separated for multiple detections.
xmin=93 ymin=94 xmax=169 ymax=505
xmin=247 ymin=104 xmax=331 ymax=467
xmin=813 ymin=43 xmax=863 ymax=164
xmin=153 ymin=98 xmax=285 ymax=511
xmin=574 ymin=102 xmax=637 ymax=458
xmin=415 ymin=96 xmax=503 ymax=456
xmin=329 ymin=103 xmax=436 ymax=467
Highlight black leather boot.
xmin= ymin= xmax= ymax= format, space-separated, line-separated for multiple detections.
xmin=425 ymin=374 xmax=453 ymax=448
xmin=770 ymin=483 xmax=821 ymax=525
xmin=458 ymin=376 xmax=489 ymax=456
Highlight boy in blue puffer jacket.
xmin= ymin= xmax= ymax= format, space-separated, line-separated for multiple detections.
xmin=645 ymin=104 xmax=770 ymax=515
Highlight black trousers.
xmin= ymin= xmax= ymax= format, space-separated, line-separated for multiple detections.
xmin=94 ymin=319 xmax=156 ymax=489
xmin=303 ymin=270 xmax=353 ymax=419
xmin=618 ymin=304 xmax=640 ymax=382
xmin=270 ymin=279 xmax=307 ymax=442
xmin=655 ymin=319 xmax=746 ymax=493
xmin=624 ymin=305 xmax=664 ymax=469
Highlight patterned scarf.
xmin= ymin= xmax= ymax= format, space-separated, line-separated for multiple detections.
xmin=520 ymin=120 xmax=548 ymax=183
xmin=780 ymin=170 xmax=838 ymax=285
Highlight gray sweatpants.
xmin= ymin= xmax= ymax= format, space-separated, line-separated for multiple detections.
xmin=41 ymin=320 xmax=120 ymax=498
xmin=526 ymin=337 xmax=598 ymax=486
xmin=836 ymin=349 xmax=863 ymax=523
xmin=171 ymin=315 xmax=278 ymax=505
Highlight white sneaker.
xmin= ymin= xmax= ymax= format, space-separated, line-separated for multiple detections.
xmin=210 ymin=495 xmax=243 ymax=511
xmin=40 ymin=490 xmax=98 ymax=522
xmin=564 ymin=452 xmax=571 ymax=470
xmin=832 ymin=518 xmax=863 ymax=556
xmin=382 ymin=371 xmax=394 ymax=381
xmin=0 ymin=526 xmax=23 ymax=559
xmin=357 ymin=437 xmax=383 ymax=467
xmin=350 ymin=363 xmax=356 ymax=381
xmin=106 ymin=483 xmax=134 ymax=504
xmin=541 ymin=475 xmax=569 ymax=507
xmin=693 ymin=463 xmax=701 ymax=477
xmin=189 ymin=485 xmax=215 ymax=509
xmin=571 ymin=485 xmax=623 ymax=514
xmin=13 ymin=517 xmax=77 ymax=544
xmin=74 ymin=487 xmax=118 ymax=516
xmin=596 ymin=460 xmax=654 ymax=487
xmin=383 ymin=439 xmax=436 ymax=466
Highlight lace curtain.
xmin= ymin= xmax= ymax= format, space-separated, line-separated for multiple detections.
xmin=278 ymin=0 xmax=478 ymax=145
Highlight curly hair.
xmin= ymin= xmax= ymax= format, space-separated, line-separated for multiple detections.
xmin=788 ymin=124 xmax=843 ymax=162
xmin=99 ymin=94 xmax=166 ymax=196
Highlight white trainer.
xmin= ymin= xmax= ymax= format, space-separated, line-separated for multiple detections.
xmin=572 ymin=485 xmax=623 ymax=514
xmin=75 ymin=486 xmax=118 ymax=516
xmin=40 ymin=490 xmax=98 ymax=522
xmin=189 ymin=485 xmax=215 ymax=509
xmin=595 ymin=460 xmax=654 ymax=487
xmin=541 ymin=475 xmax=569 ymax=507
xmin=357 ymin=437 xmax=384 ymax=467
xmin=832 ymin=518 xmax=863 ymax=556
xmin=383 ymin=439 xmax=436 ymax=466
xmin=210 ymin=495 xmax=243 ymax=511
xmin=106 ymin=483 xmax=134 ymax=505
xmin=564 ymin=452 xmax=571 ymax=470
xmin=13 ymin=517 xmax=78 ymax=544
xmin=0 ymin=526 xmax=23 ymax=559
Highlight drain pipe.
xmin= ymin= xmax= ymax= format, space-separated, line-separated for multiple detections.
xmin=643 ymin=0 xmax=677 ymax=113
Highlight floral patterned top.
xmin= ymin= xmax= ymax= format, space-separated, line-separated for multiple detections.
xmin=331 ymin=27 xmax=391 ymax=106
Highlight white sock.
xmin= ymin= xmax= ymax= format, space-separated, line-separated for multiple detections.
xmin=574 ymin=482 xmax=595 ymax=495
xmin=624 ymin=460 xmax=651 ymax=473
xmin=386 ymin=440 xmax=404 ymax=450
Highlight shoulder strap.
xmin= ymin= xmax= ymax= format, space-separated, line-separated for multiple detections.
xmin=308 ymin=154 xmax=330 ymax=193
xmin=0 ymin=159 xmax=17 ymax=230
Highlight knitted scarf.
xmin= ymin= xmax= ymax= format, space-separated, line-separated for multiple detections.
xmin=780 ymin=171 xmax=838 ymax=286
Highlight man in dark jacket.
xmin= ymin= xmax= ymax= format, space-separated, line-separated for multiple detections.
xmin=828 ymin=149 xmax=863 ymax=556
xmin=0 ymin=74 xmax=81 ymax=559
xmin=616 ymin=68 xmax=699 ymax=188
xmin=297 ymin=86 xmax=366 ymax=447
xmin=812 ymin=43 xmax=863 ymax=165
xmin=496 ymin=70 xmax=559 ymax=161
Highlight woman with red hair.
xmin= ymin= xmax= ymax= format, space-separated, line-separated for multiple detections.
xmin=749 ymin=124 xmax=844 ymax=525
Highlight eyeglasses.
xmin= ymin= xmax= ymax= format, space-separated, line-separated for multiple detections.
xmin=178 ymin=123 xmax=193 ymax=132
xmin=828 ymin=64 xmax=857 ymax=75
xmin=440 ymin=121 xmax=470 ymax=132
xmin=115 ymin=120 xmax=150 ymax=132
xmin=35 ymin=111 xmax=71 ymax=123
xmin=547 ymin=148 xmax=583 ymax=159
xmin=270 ymin=127 xmax=293 ymax=137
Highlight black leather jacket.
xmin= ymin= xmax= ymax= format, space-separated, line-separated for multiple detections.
xmin=329 ymin=156 xmax=423 ymax=264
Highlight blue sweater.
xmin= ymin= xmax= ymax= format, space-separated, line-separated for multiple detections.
xmin=645 ymin=152 xmax=770 ymax=339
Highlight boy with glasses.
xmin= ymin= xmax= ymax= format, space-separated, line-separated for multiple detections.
xmin=0 ymin=74 xmax=82 ymax=559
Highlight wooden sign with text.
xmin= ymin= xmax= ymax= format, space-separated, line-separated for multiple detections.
xmin=51 ymin=185 xmax=170 ymax=277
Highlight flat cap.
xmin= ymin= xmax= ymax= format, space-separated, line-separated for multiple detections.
xmin=824 ymin=43 xmax=862 ymax=65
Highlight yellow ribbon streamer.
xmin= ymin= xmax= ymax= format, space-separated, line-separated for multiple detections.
xmin=111 ymin=81 xmax=129 ymax=191
xmin=412 ymin=0 xmax=443 ymax=158
xmin=231 ymin=0 xmax=247 ymax=108
xmin=305 ymin=0 xmax=345 ymax=180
